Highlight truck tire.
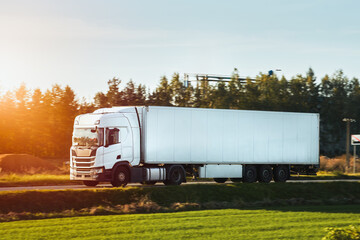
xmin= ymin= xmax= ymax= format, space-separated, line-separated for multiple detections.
xmin=83 ymin=180 xmax=99 ymax=187
xmin=242 ymin=165 xmax=257 ymax=183
xmin=273 ymin=165 xmax=289 ymax=182
xmin=230 ymin=178 xmax=242 ymax=183
xmin=112 ymin=166 xmax=130 ymax=187
xmin=258 ymin=165 xmax=273 ymax=183
xmin=164 ymin=166 xmax=184 ymax=185
xmin=214 ymin=178 xmax=227 ymax=183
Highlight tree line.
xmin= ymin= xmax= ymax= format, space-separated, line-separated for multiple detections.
xmin=0 ymin=68 xmax=359 ymax=158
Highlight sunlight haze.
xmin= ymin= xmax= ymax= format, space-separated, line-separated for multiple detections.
xmin=0 ymin=0 xmax=359 ymax=100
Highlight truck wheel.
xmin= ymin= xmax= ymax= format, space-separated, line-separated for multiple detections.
xmin=274 ymin=165 xmax=289 ymax=182
xmin=242 ymin=165 xmax=257 ymax=183
xmin=83 ymin=180 xmax=99 ymax=187
xmin=214 ymin=178 xmax=227 ymax=183
xmin=230 ymin=178 xmax=242 ymax=183
xmin=258 ymin=165 xmax=273 ymax=183
xmin=164 ymin=166 xmax=184 ymax=185
xmin=112 ymin=166 xmax=130 ymax=187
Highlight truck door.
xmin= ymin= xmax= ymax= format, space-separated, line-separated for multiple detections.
xmin=103 ymin=127 xmax=122 ymax=169
xmin=119 ymin=126 xmax=133 ymax=163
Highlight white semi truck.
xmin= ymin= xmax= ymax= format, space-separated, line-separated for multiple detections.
xmin=70 ymin=106 xmax=319 ymax=187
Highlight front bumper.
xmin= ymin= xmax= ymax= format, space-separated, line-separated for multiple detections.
xmin=70 ymin=166 xmax=103 ymax=180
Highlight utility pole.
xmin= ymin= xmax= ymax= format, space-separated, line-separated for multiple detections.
xmin=354 ymin=145 xmax=357 ymax=174
xmin=343 ymin=118 xmax=356 ymax=172
xmin=351 ymin=134 xmax=360 ymax=174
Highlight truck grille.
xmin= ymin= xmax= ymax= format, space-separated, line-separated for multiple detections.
xmin=72 ymin=156 xmax=95 ymax=175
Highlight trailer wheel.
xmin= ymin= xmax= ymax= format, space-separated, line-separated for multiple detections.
xmin=164 ymin=166 xmax=184 ymax=185
xmin=214 ymin=178 xmax=227 ymax=183
xmin=112 ymin=166 xmax=130 ymax=187
xmin=230 ymin=178 xmax=242 ymax=183
xmin=274 ymin=165 xmax=289 ymax=182
xmin=83 ymin=180 xmax=99 ymax=187
xmin=258 ymin=165 xmax=273 ymax=183
xmin=242 ymin=165 xmax=257 ymax=183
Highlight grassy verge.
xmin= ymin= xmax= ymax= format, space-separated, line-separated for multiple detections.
xmin=291 ymin=171 xmax=360 ymax=180
xmin=1 ymin=171 xmax=360 ymax=188
xmin=0 ymin=174 xmax=81 ymax=187
xmin=1 ymin=205 xmax=360 ymax=239
xmin=0 ymin=182 xmax=360 ymax=222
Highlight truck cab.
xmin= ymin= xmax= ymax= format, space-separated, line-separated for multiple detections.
xmin=70 ymin=107 xmax=141 ymax=186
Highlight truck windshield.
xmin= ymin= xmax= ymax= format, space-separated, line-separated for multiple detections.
xmin=72 ymin=128 xmax=104 ymax=147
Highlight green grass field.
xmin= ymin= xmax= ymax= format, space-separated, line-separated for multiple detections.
xmin=1 ymin=205 xmax=359 ymax=240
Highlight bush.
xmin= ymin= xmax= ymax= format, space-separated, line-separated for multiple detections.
xmin=1 ymin=182 xmax=360 ymax=214
xmin=0 ymin=154 xmax=58 ymax=174
xmin=323 ymin=225 xmax=360 ymax=240
xmin=320 ymin=155 xmax=360 ymax=173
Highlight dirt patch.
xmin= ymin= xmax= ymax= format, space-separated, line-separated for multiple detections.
xmin=320 ymin=155 xmax=360 ymax=172
xmin=0 ymin=154 xmax=58 ymax=174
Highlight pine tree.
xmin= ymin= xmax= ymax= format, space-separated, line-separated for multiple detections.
xmin=227 ymin=70 xmax=243 ymax=109
xmin=106 ymin=78 xmax=122 ymax=106
xmin=120 ymin=80 xmax=137 ymax=106
xmin=153 ymin=76 xmax=172 ymax=106
xmin=243 ymin=78 xmax=261 ymax=110
xmin=288 ymin=74 xmax=308 ymax=112
xmin=210 ymin=82 xmax=229 ymax=109
xmin=94 ymin=92 xmax=109 ymax=108
xmin=306 ymin=68 xmax=320 ymax=113
xmin=135 ymin=84 xmax=147 ymax=105
xmin=170 ymin=73 xmax=192 ymax=107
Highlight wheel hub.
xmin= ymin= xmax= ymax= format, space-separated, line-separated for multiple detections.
xmin=118 ymin=172 xmax=126 ymax=182
xmin=171 ymin=170 xmax=181 ymax=182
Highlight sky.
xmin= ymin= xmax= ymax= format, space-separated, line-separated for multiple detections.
xmin=0 ymin=0 xmax=360 ymax=101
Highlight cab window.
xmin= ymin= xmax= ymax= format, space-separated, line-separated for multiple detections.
xmin=106 ymin=128 xmax=120 ymax=146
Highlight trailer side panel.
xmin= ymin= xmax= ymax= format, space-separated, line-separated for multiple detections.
xmin=144 ymin=106 xmax=319 ymax=165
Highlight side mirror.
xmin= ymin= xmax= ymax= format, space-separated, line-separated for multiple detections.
xmin=91 ymin=127 xmax=97 ymax=133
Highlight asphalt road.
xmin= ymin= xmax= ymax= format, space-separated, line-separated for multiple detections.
xmin=0 ymin=179 xmax=359 ymax=192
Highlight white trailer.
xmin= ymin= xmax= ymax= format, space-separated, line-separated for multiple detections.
xmin=70 ymin=106 xmax=319 ymax=186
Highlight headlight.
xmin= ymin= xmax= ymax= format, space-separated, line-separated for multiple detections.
xmin=92 ymin=168 xmax=103 ymax=174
